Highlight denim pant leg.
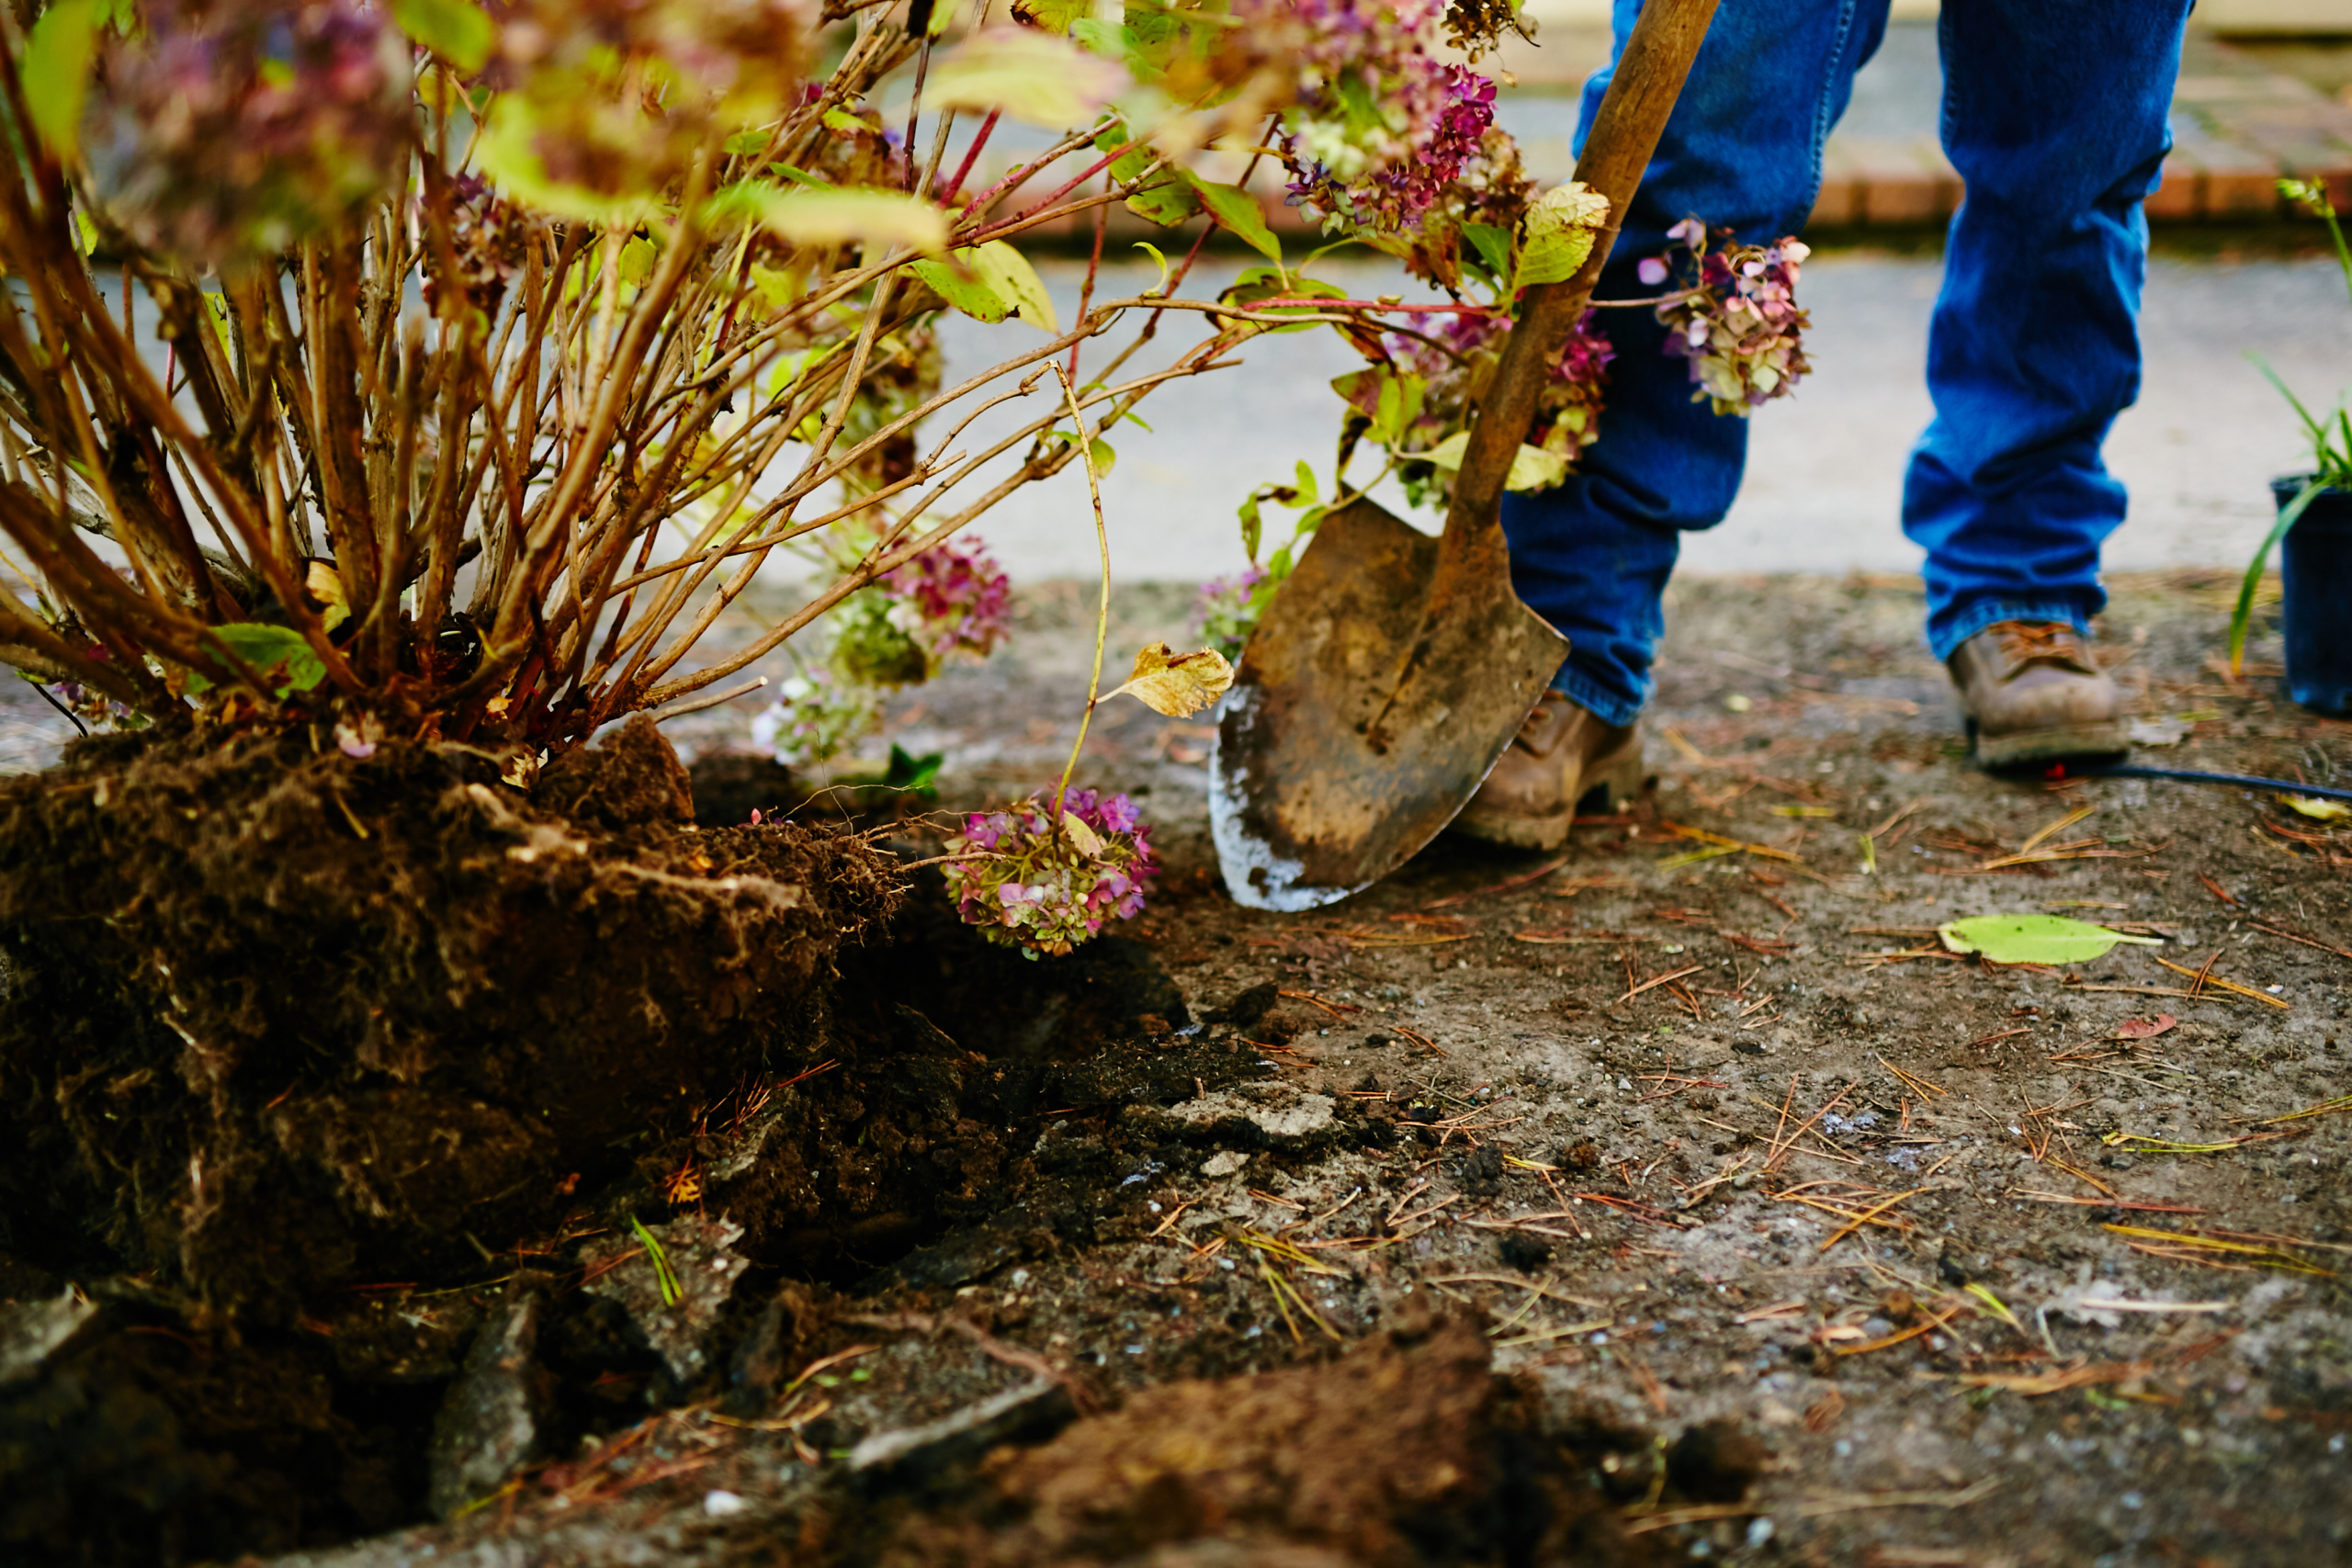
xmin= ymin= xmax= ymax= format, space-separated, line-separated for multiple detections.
xmin=1905 ymin=0 xmax=2192 ymax=659
xmin=1500 ymin=0 xmax=1892 ymax=727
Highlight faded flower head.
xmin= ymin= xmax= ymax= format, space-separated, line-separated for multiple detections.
xmin=943 ymin=786 xmax=1157 ymax=958
xmin=1649 ymin=222 xmax=1811 ymax=416
xmin=89 ymin=0 xmax=413 ymax=265
xmin=1236 ymin=0 xmax=1503 ymax=235
xmin=1191 ymin=562 xmax=1269 ymax=664
xmin=750 ymin=669 xmax=882 ymax=770
xmin=887 ymin=535 xmax=1011 ymax=670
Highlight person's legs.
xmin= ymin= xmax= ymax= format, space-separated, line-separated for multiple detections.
xmin=1500 ymin=0 xmax=1893 ymax=725
xmin=1905 ymin=0 xmax=2192 ymax=658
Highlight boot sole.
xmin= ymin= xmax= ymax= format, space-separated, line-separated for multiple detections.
xmin=1969 ymin=716 xmax=2128 ymax=769
xmin=1453 ymin=739 xmax=1648 ymax=852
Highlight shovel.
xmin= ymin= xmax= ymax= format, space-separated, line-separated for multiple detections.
xmin=1210 ymin=0 xmax=1722 ymax=911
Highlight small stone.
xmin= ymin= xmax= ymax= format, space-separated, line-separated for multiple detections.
xmin=1201 ymin=1150 xmax=1249 ymax=1179
xmin=703 ymin=1489 xmax=747 ymax=1517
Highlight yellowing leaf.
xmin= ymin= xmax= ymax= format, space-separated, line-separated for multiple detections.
xmin=475 ymin=101 xmax=659 ymax=225
xmin=909 ymin=241 xmax=1059 ymax=332
xmin=617 ymin=233 xmax=657 ymax=287
xmin=1104 ymin=642 xmax=1233 ymax=716
xmin=712 ymin=182 xmax=949 ymax=254
xmin=1060 ymin=810 xmax=1105 ymax=858
xmin=1515 ymin=181 xmax=1610 ymax=291
xmin=927 ymin=29 xmax=1127 ymax=130
xmin=1419 ymin=431 xmax=1569 ymax=491
xmin=2281 ymin=793 xmax=2351 ymax=823
xmin=24 ymin=0 xmax=100 ymax=161
xmin=1937 ymin=914 xmax=2162 ymax=965
xmin=390 ymin=0 xmax=493 ymax=72
xmin=305 ymin=558 xmax=351 ymax=633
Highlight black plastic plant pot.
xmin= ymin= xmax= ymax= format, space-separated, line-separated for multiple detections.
xmin=2271 ymin=477 xmax=2352 ymax=716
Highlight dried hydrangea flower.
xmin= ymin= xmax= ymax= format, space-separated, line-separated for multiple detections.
xmin=749 ymin=670 xmax=882 ymax=770
xmin=88 ymin=0 xmax=413 ymax=266
xmin=1379 ymin=306 xmax=1612 ymax=505
xmin=1648 ymin=222 xmax=1812 ymax=416
xmin=942 ymin=786 xmax=1157 ymax=959
xmin=886 ymin=535 xmax=1011 ymax=670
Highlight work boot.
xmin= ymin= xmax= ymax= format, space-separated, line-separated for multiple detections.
xmin=1455 ymin=691 xmax=1645 ymax=851
xmin=1948 ymin=620 xmax=2126 ymax=767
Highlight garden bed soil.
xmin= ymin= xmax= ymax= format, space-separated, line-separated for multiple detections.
xmin=2 ymin=570 xmax=2348 ymax=1567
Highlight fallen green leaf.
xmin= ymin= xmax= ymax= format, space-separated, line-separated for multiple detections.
xmin=2280 ymin=793 xmax=2350 ymax=823
xmin=1937 ymin=913 xmax=2163 ymax=965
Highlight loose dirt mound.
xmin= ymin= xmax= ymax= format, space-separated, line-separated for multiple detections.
xmin=0 ymin=715 xmax=900 ymax=1319
xmin=878 ymin=1314 xmax=1651 ymax=1568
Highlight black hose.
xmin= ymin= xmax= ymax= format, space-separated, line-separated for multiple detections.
xmin=2072 ymin=762 xmax=2352 ymax=803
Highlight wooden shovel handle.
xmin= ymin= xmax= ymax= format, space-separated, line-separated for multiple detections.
xmin=1441 ymin=0 xmax=1722 ymax=536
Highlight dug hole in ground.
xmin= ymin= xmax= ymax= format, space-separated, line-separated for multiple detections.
xmin=17 ymin=570 xmax=2327 ymax=1568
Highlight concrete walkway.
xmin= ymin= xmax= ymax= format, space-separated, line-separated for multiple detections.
xmin=934 ymin=251 xmax=2352 ymax=584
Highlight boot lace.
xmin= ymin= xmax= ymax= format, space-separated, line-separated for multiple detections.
xmin=1991 ymin=620 xmax=2086 ymax=671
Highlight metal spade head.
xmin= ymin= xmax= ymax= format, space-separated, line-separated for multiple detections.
xmin=1206 ymin=0 xmax=1720 ymax=913
xmin=1210 ymin=496 xmax=1566 ymax=911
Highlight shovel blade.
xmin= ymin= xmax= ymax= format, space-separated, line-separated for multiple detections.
xmin=1210 ymin=497 xmax=1569 ymax=910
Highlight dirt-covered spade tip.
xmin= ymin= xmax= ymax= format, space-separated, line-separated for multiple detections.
xmin=0 ymin=715 xmax=901 ymax=1319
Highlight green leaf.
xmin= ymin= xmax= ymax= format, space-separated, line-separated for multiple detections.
xmin=617 ymin=234 xmax=656 ymax=288
xmin=1515 ymin=181 xmax=1611 ymax=293
xmin=1291 ymin=459 xmax=1318 ymax=506
xmin=909 ymin=255 xmax=1009 ymax=322
xmin=927 ymin=29 xmax=1126 ymax=130
xmin=1189 ymin=178 xmax=1280 ymax=263
xmin=2232 ymin=477 xmax=2322 ymax=672
xmin=24 ymin=0 xmax=100 ymax=161
xmin=1009 ymin=0 xmax=1094 ymax=32
xmin=1462 ymin=222 xmax=1513 ymax=287
xmin=1936 ymin=914 xmax=2162 ymax=965
xmin=822 ymin=108 xmax=871 ymax=136
xmin=1096 ymin=125 xmax=1195 ymax=227
xmin=1069 ymin=17 xmax=1135 ymax=58
xmin=476 ymin=100 xmax=661 ymax=225
xmin=390 ymin=0 xmax=493 ymax=72
xmin=188 ymin=624 xmax=328 ymax=698
xmin=1132 ymin=240 xmax=1171 ymax=294
xmin=707 ymin=181 xmax=948 ymax=254
xmin=724 ymin=130 xmax=771 ymax=157
xmin=1238 ymin=491 xmax=1263 ymax=561
xmin=1419 ymin=432 xmax=1567 ymax=492
xmin=909 ymin=240 xmax=1058 ymax=331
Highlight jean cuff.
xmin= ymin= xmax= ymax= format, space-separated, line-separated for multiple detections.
xmin=1928 ymin=599 xmax=2094 ymax=663
xmin=1549 ymin=659 xmax=1646 ymax=729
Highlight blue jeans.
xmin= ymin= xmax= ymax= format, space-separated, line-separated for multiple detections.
xmin=1498 ymin=0 xmax=2192 ymax=726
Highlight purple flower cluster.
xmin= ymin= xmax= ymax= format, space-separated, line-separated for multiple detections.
xmin=1190 ymin=562 xmax=1269 ymax=663
xmin=886 ymin=535 xmax=1011 ymax=669
xmin=1645 ymin=221 xmax=1812 ymax=416
xmin=943 ymin=786 xmax=1158 ymax=958
xmin=89 ymin=0 xmax=413 ymax=266
xmin=1246 ymin=0 xmax=1499 ymax=234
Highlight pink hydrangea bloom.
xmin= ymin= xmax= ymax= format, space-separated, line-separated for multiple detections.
xmin=942 ymin=786 xmax=1158 ymax=958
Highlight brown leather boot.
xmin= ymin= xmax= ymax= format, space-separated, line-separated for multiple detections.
xmin=1454 ymin=692 xmax=1645 ymax=851
xmin=1948 ymin=620 xmax=2126 ymax=767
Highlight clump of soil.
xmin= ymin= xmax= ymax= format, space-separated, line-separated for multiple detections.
xmin=876 ymin=1313 xmax=1651 ymax=1568
xmin=0 ymin=714 xmax=901 ymax=1320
